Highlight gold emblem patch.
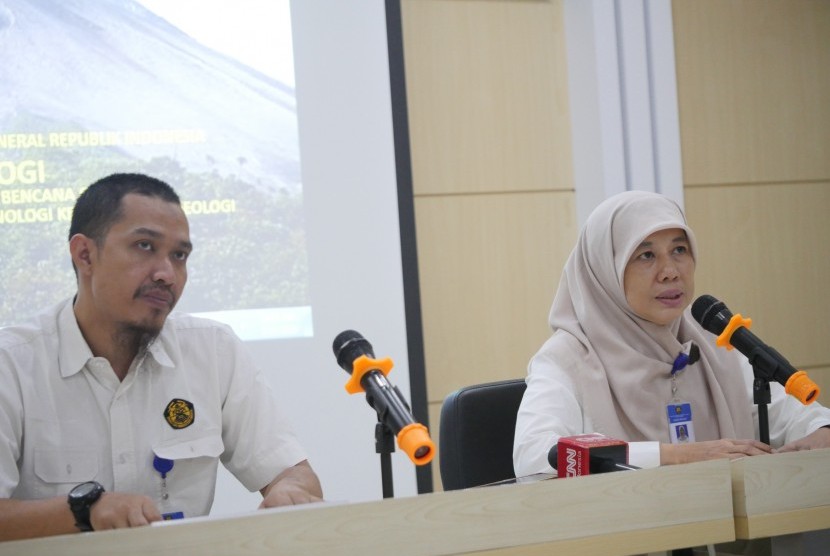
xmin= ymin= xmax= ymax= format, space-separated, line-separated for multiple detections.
xmin=164 ymin=398 xmax=195 ymax=429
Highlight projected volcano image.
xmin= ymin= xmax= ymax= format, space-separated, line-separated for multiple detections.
xmin=0 ymin=0 xmax=311 ymax=339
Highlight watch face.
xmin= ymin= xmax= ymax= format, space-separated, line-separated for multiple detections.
xmin=71 ymin=481 xmax=98 ymax=498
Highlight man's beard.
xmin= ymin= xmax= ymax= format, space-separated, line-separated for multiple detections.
xmin=113 ymin=321 xmax=161 ymax=355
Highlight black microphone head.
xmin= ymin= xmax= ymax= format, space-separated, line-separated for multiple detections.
xmin=691 ymin=294 xmax=732 ymax=335
xmin=332 ymin=330 xmax=374 ymax=374
xmin=547 ymin=445 xmax=558 ymax=470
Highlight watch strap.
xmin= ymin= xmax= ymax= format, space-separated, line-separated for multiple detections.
xmin=68 ymin=481 xmax=105 ymax=532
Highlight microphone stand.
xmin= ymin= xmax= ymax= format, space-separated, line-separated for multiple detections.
xmin=751 ymin=372 xmax=771 ymax=445
xmin=375 ymin=422 xmax=395 ymax=499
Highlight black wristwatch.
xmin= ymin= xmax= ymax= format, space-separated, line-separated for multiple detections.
xmin=68 ymin=481 xmax=105 ymax=532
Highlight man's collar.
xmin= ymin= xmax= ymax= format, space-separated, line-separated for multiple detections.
xmin=57 ymin=299 xmax=93 ymax=378
xmin=57 ymin=299 xmax=176 ymax=376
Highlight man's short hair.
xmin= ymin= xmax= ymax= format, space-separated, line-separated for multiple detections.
xmin=69 ymin=173 xmax=181 ymax=243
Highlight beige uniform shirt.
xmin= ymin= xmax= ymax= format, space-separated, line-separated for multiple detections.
xmin=0 ymin=299 xmax=307 ymax=518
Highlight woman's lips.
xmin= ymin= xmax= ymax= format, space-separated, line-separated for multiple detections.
xmin=656 ymin=290 xmax=684 ymax=307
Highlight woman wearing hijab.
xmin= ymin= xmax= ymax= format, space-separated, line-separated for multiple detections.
xmin=513 ymin=191 xmax=830 ymax=475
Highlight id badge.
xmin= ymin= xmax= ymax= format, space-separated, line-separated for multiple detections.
xmin=153 ymin=455 xmax=184 ymax=520
xmin=666 ymin=402 xmax=695 ymax=443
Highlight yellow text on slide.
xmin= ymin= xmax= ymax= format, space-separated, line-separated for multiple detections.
xmin=0 ymin=134 xmax=47 ymax=149
xmin=0 ymin=160 xmax=46 ymax=186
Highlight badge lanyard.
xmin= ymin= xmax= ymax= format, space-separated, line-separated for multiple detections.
xmin=666 ymin=344 xmax=698 ymax=444
xmin=153 ymin=455 xmax=184 ymax=520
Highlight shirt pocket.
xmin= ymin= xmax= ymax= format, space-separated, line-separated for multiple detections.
xmin=33 ymin=449 xmax=98 ymax=493
xmin=152 ymin=433 xmax=224 ymax=518
xmin=153 ymin=434 xmax=224 ymax=461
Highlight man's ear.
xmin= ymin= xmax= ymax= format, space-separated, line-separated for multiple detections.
xmin=69 ymin=234 xmax=96 ymax=274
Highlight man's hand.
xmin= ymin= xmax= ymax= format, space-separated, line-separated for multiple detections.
xmin=259 ymin=460 xmax=323 ymax=509
xmin=776 ymin=426 xmax=830 ymax=453
xmin=661 ymin=438 xmax=772 ymax=465
xmin=90 ymin=492 xmax=162 ymax=530
xmin=0 ymin=491 xmax=162 ymax=541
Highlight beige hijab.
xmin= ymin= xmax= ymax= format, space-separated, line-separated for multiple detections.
xmin=549 ymin=191 xmax=755 ymax=442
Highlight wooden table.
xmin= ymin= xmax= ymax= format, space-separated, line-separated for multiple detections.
xmin=0 ymin=459 xmax=734 ymax=556
xmin=731 ymin=447 xmax=830 ymax=539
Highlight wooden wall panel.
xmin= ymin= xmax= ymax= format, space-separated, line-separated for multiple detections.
xmin=401 ymin=0 xmax=571 ymax=195
xmin=673 ymin=0 xmax=830 ymax=186
xmin=685 ymin=183 xmax=830 ymax=368
xmin=415 ymin=191 xmax=576 ymax=401
xmin=811 ymin=367 xmax=830 ymax=401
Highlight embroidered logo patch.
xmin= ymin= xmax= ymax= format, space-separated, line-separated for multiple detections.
xmin=164 ymin=398 xmax=195 ymax=429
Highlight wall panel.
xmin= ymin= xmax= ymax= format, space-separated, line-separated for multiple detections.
xmin=685 ymin=183 xmax=830 ymax=368
xmin=402 ymin=0 xmax=571 ymax=195
xmin=415 ymin=191 xmax=575 ymax=400
xmin=673 ymin=0 xmax=830 ymax=185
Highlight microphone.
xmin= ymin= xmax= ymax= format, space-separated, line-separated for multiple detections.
xmin=332 ymin=330 xmax=435 ymax=465
xmin=691 ymin=295 xmax=820 ymax=405
xmin=547 ymin=434 xmax=639 ymax=478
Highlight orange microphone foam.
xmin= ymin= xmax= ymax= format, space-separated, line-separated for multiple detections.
xmin=397 ymin=423 xmax=436 ymax=465
xmin=785 ymin=371 xmax=820 ymax=405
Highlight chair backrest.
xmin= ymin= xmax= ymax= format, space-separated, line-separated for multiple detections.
xmin=439 ymin=378 xmax=527 ymax=491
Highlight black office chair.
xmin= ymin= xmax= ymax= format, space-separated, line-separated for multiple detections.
xmin=439 ymin=378 xmax=527 ymax=491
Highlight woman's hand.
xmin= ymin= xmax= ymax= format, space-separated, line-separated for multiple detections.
xmin=775 ymin=426 xmax=830 ymax=453
xmin=660 ymin=439 xmax=771 ymax=465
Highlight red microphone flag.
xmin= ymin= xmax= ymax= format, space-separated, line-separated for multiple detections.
xmin=556 ymin=433 xmax=628 ymax=478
